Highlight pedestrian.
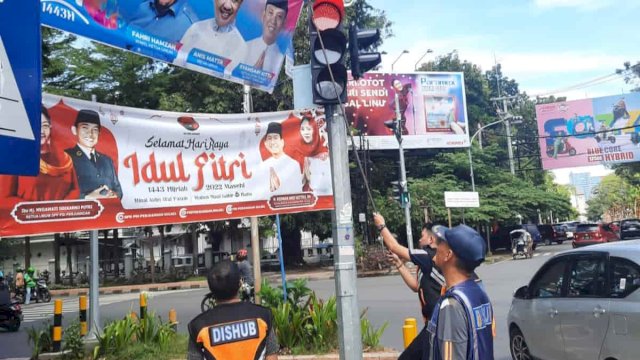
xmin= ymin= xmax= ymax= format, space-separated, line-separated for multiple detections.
xmin=0 ymin=271 xmax=11 ymax=306
xmin=24 ymin=267 xmax=37 ymax=305
xmin=187 ymin=259 xmax=278 ymax=360
xmin=373 ymin=213 xmax=445 ymax=360
xmin=428 ymin=225 xmax=494 ymax=360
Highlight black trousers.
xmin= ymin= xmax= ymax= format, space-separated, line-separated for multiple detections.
xmin=399 ymin=325 xmax=430 ymax=360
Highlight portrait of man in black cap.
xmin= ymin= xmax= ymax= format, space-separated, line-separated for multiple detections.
xmin=244 ymin=0 xmax=288 ymax=81
xmin=262 ymin=121 xmax=302 ymax=194
xmin=65 ymin=109 xmax=123 ymax=200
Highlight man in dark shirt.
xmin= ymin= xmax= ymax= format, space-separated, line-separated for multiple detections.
xmin=187 ymin=260 xmax=278 ymax=360
xmin=0 ymin=271 xmax=11 ymax=306
xmin=374 ymin=213 xmax=445 ymax=359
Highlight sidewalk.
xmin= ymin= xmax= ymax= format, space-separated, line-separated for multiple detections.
xmin=49 ymin=252 xmax=511 ymax=298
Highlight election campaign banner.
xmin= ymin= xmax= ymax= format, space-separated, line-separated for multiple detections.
xmin=536 ymin=93 xmax=640 ymax=170
xmin=41 ymin=0 xmax=303 ymax=93
xmin=345 ymin=72 xmax=470 ymax=150
xmin=0 ymin=95 xmax=333 ymax=237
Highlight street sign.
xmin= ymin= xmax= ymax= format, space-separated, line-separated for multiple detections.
xmin=444 ymin=191 xmax=480 ymax=208
xmin=0 ymin=0 xmax=41 ymax=175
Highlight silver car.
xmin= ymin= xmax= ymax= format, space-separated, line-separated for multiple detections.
xmin=507 ymin=240 xmax=640 ymax=360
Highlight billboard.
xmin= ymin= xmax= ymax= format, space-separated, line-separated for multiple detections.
xmin=345 ymin=72 xmax=470 ymax=150
xmin=0 ymin=95 xmax=333 ymax=237
xmin=41 ymin=0 xmax=303 ymax=93
xmin=536 ymin=93 xmax=640 ymax=170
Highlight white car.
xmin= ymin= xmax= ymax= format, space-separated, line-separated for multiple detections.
xmin=507 ymin=240 xmax=640 ymax=360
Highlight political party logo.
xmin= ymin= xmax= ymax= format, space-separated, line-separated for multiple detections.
xmin=177 ymin=116 xmax=199 ymax=131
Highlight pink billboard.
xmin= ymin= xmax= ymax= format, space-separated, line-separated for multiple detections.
xmin=536 ymin=93 xmax=640 ymax=170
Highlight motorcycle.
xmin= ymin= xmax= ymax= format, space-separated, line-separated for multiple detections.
xmin=14 ymin=279 xmax=52 ymax=304
xmin=200 ymin=282 xmax=254 ymax=313
xmin=510 ymin=229 xmax=533 ymax=260
xmin=595 ymin=124 xmax=616 ymax=144
xmin=0 ymin=301 xmax=23 ymax=332
xmin=546 ymin=137 xmax=577 ymax=158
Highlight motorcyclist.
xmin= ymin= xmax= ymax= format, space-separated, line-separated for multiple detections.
xmin=0 ymin=271 xmax=11 ymax=306
xmin=235 ymin=249 xmax=254 ymax=300
xmin=24 ymin=267 xmax=37 ymax=305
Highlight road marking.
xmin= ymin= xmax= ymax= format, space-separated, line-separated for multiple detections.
xmin=20 ymin=289 xmax=198 ymax=322
xmin=533 ymin=254 xmax=540 ymax=257
xmin=543 ymin=252 xmax=551 ymax=256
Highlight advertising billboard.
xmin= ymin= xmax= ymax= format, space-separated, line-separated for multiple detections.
xmin=0 ymin=95 xmax=333 ymax=237
xmin=41 ymin=0 xmax=303 ymax=93
xmin=345 ymin=72 xmax=470 ymax=150
xmin=536 ymin=93 xmax=640 ymax=170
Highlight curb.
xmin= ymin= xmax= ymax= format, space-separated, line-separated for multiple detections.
xmin=48 ymin=269 xmax=400 ymax=298
xmin=279 ymin=353 xmax=400 ymax=359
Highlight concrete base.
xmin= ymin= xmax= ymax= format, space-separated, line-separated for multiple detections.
xmin=37 ymin=350 xmax=71 ymax=360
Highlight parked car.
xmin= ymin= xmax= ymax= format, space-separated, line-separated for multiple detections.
xmin=620 ymin=218 xmax=640 ymax=240
xmin=490 ymin=224 xmax=541 ymax=251
xmin=508 ymin=240 xmax=640 ymax=360
xmin=539 ymin=224 xmax=567 ymax=245
xmin=557 ymin=221 xmax=580 ymax=239
xmin=573 ymin=223 xmax=618 ymax=248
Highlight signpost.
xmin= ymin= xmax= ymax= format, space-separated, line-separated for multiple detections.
xmin=0 ymin=0 xmax=41 ymax=175
xmin=444 ymin=191 xmax=480 ymax=227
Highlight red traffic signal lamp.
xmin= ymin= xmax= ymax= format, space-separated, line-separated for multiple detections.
xmin=310 ymin=0 xmax=348 ymax=105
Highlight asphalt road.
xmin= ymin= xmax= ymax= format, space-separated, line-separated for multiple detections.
xmin=0 ymin=242 xmax=572 ymax=359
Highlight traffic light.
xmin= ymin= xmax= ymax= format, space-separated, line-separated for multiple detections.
xmin=384 ymin=119 xmax=402 ymax=143
xmin=309 ymin=0 xmax=348 ymax=105
xmin=349 ymin=24 xmax=381 ymax=80
xmin=390 ymin=180 xmax=409 ymax=207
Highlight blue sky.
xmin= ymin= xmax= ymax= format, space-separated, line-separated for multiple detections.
xmin=367 ymin=0 xmax=639 ymax=183
xmin=368 ymin=0 xmax=639 ymax=101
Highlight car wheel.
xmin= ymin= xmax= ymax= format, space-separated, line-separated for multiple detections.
xmin=8 ymin=316 xmax=20 ymax=332
xmin=557 ymin=241 xmax=563 ymax=245
xmin=544 ymin=238 xmax=552 ymax=246
xmin=510 ymin=327 xmax=532 ymax=360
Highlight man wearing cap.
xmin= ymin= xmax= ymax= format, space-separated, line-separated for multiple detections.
xmin=65 ymin=109 xmax=122 ymax=200
xmin=262 ymin=122 xmax=302 ymax=195
xmin=243 ymin=0 xmax=288 ymax=85
xmin=176 ymin=0 xmax=248 ymax=76
xmin=126 ymin=0 xmax=198 ymax=43
xmin=427 ymin=224 xmax=494 ymax=360
xmin=373 ymin=213 xmax=445 ymax=360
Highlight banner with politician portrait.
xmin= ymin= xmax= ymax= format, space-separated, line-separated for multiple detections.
xmin=345 ymin=72 xmax=470 ymax=150
xmin=536 ymin=93 xmax=640 ymax=170
xmin=0 ymin=95 xmax=333 ymax=237
xmin=41 ymin=0 xmax=303 ymax=93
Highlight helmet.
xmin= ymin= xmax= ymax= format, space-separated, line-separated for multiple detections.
xmin=27 ymin=267 xmax=35 ymax=274
xmin=236 ymin=249 xmax=248 ymax=260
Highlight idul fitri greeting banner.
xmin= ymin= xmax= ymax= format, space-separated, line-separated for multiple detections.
xmin=0 ymin=94 xmax=333 ymax=237
xmin=41 ymin=0 xmax=303 ymax=93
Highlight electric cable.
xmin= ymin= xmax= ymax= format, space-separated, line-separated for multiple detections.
xmin=311 ymin=7 xmax=379 ymax=214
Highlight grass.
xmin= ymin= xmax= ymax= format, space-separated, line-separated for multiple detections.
xmin=97 ymin=334 xmax=188 ymax=360
xmin=184 ymin=276 xmax=206 ymax=282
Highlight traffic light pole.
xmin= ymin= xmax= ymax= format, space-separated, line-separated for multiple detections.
xmin=394 ymin=92 xmax=414 ymax=251
xmin=326 ymin=105 xmax=363 ymax=360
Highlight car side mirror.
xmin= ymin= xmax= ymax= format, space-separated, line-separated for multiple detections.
xmin=514 ymin=285 xmax=529 ymax=299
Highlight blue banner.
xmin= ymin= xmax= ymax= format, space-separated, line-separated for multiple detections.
xmin=41 ymin=0 xmax=304 ymax=93
xmin=0 ymin=0 xmax=42 ymax=176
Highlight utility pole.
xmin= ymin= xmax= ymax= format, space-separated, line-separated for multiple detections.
xmin=327 ymin=105 xmax=363 ymax=360
xmin=492 ymin=61 xmax=516 ymax=175
xmin=243 ymin=85 xmax=262 ymax=303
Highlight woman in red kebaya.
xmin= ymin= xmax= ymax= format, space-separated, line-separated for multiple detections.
xmin=0 ymin=106 xmax=80 ymax=204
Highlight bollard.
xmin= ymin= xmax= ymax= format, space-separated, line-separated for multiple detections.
xmin=52 ymin=299 xmax=63 ymax=352
xmin=168 ymin=308 xmax=178 ymax=332
xmin=79 ymin=296 xmax=88 ymax=336
xmin=139 ymin=293 xmax=147 ymax=320
xmin=402 ymin=317 xmax=418 ymax=348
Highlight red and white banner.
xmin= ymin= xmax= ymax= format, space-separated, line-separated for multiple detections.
xmin=0 ymin=95 xmax=333 ymax=237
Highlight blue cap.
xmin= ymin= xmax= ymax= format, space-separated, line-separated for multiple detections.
xmin=433 ymin=224 xmax=486 ymax=269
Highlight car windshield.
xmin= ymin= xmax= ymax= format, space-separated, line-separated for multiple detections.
xmin=552 ymin=225 xmax=565 ymax=231
xmin=576 ymin=224 xmax=599 ymax=232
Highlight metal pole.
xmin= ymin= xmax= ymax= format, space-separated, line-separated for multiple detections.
xmin=327 ymin=105 xmax=363 ymax=360
xmin=88 ymin=230 xmax=100 ymax=338
xmin=244 ymin=85 xmax=261 ymax=303
xmin=88 ymin=93 xmax=100 ymax=339
xmin=502 ymin=98 xmax=515 ymax=175
xmin=468 ymin=147 xmax=476 ymax=192
xmin=394 ymin=92 xmax=414 ymax=251
xmin=275 ymin=214 xmax=287 ymax=301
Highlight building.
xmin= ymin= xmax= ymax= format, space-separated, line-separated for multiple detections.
xmin=569 ymin=172 xmax=602 ymax=201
